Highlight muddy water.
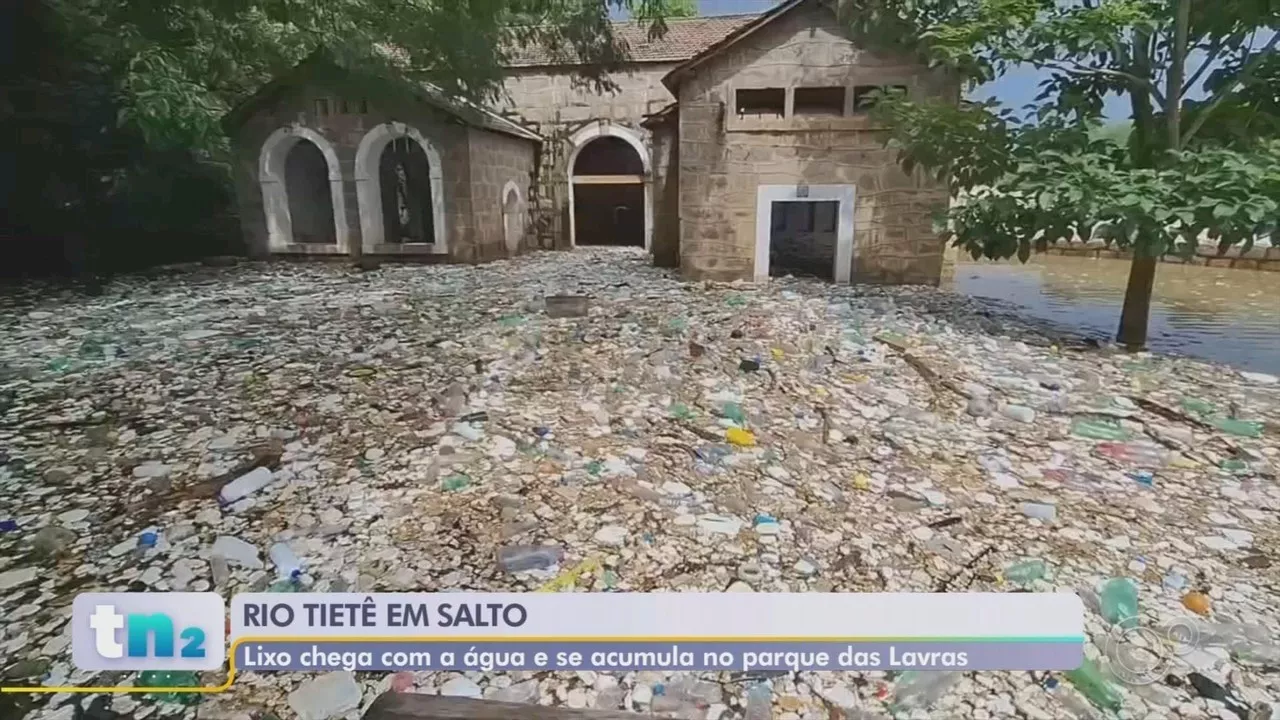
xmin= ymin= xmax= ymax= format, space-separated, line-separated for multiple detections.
xmin=949 ymin=254 xmax=1280 ymax=374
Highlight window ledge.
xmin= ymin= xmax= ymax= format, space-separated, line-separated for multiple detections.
xmin=371 ymin=243 xmax=448 ymax=255
xmin=725 ymin=115 xmax=890 ymax=133
xmin=272 ymin=243 xmax=346 ymax=255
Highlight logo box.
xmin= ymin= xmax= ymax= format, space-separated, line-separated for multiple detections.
xmin=72 ymin=592 xmax=226 ymax=671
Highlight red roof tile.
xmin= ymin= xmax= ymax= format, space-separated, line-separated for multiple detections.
xmin=504 ymin=14 xmax=759 ymax=67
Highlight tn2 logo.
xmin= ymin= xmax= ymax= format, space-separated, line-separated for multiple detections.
xmin=89 ymin=605 xmax=207 ymax=659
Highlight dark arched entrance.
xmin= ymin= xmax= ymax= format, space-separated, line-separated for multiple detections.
xmin=571 ymin=136 xmax=644 ymax=247
xmin=378 ymin=137 xmax=434 ymax=244
xmin=284 ymin=139 xmax=336 ymax=244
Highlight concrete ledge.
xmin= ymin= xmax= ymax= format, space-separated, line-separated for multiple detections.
xmin=371 ymin=243 xmax=448 ymax=255
xmin=271 ymin=243 xmax=347 ymax=255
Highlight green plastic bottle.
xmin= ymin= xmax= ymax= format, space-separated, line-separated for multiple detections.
xmin=1064 ymin=658 xmax=1123 ymax=712
xmin=139 ymin=670 xmax=202 ymax=705
xmin=1004 ymin=559 xmax=1048 ymax=586
xmin=1100 ymin=578 xmax=1139 ymax=629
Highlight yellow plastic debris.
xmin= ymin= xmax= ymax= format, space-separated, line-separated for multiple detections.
xmin=853 ymin=474 xmax=871 ymax=491
xmin=726 ymin=427 xmax=756 ymax=447
xmin=770 ymin=347 xmax=785 ymax=360
xmin=537 ymin=556 xmax=602 ymax=593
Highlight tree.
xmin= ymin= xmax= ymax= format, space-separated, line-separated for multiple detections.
xmin=843 ymin=0 xmax=1280 ymax=347
xmin=635 ymin=0 xmax=698 ymax=19
xmin=3 ymin=0 xmax=673 ymax=274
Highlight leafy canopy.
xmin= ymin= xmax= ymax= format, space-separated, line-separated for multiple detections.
xmin=51 ymin=0 xmax=685 ymax=153
xmin=843 ymin=0 xmax=1280 ymax=260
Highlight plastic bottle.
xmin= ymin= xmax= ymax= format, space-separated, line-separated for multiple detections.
xmin=218 ymin=467 xmax=274 ymax=503
xmin=1095 ymin=441 xmax=1169 ymax=468
xmin=744 ymin=682 xmax=772 ymax=720
xmin=1049 ymin=686 xmax=1103 ymax=719
xmin=269 ymin=542 xmax=303 ymax=580
xmin=1004 ymin=559 xmax=1048 ymax=586
xmin=209 ymin=554 xmax=230 ymax=587
xmin=1064 ymin=658 xmax=1123 ymax=712
xmin=890 ymin=671 xmax=960 ymax=711
xmin=497 ymin=544 xmax=565 ymax=572
xmin=1020 ymin=502 xmax=1057 ymax=521
xmin=1099 ymin=577 xmax=1139 ymax=628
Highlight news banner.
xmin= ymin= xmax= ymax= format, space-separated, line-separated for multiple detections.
xmin=64 ymin=591 xmax=1085 ymax=676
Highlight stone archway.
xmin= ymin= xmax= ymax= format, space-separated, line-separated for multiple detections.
xmin=257 ymin=125 xmax=350 ymax=253
xmin=502 ymin=180 xmax=524 ymax=254
xmin=355 ymin=122 xmax=446 ymax=253
xmin=566 ymin=123 xmax=651 ymax=251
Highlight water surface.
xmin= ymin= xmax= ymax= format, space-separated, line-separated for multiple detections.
xmin=949 ymin=254 xmax=1280 ymax=375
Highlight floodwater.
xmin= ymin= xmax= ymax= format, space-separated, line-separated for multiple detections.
xmin=949 ymin=254 xmax=1280 ymax=375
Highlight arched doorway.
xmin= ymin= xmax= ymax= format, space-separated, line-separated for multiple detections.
xmin=284 ymin=140 xmax=336 ymax=244
xmin=567 ymin=124 xmax=651 ymax=249
xmin=354 ymin=123 xmax=446 ymax=254
xmin=257 ymin=125 xmax=350 ymax=253
xmin=378 ymin=137 xmax=434 ymax=244
xmin=502 ymin=180 xmax=523 ymax=254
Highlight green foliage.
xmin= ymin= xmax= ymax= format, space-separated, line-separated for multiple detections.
xmin=853 ymin=0 xmax=1280 ymax=256
xmin=5 ymin=0 xmax=672 ymax=275
xmin=634 ymin=0 xmax=698 ymax=19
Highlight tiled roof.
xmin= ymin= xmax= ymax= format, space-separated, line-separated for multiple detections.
xmin=504 ymin=14 xmax=759 ymax=67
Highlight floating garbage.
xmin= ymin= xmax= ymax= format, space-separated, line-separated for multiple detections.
xmin=1 ymin=248 xmax=1277 ymax=719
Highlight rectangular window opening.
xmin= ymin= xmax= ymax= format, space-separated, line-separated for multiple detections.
xmin=359 ymin=98 xmax=370 ymax=114
xmin=338 ymin=98 xmax=350 ymax=114
xmin=735 ymin=88 xmax=786 ymax=117
xmin=313 ymin=98 xmax=330 ymax=117
xmin=794 ymin=87 xmax=846 ymax=117
xmin=853 ymin=85 xmax=908 ymax=112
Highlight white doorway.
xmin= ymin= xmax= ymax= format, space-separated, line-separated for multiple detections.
xmin=754 ymin=184 xmax=855 ymax=283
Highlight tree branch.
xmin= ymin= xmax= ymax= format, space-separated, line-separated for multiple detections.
xmin=1040 ymin=59 xmax=1165 ymax=105
xmin=1182 ymin=31 xmax=1280 ymax=145
xmin=1166 ymin=0 xmax=1190 ymax=149
xmin=1181 ymin=37 xmax=1234 ymax=98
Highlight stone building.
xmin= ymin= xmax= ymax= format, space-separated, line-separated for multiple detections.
xmin=501 ymin=0 xmax=958 ymax=284
xmin=497 ymin=13 xmax=754 ymax=262
xmin=227 ymin=0 xmax=957 ymax=286
xmin=224 ymin=51 xmax=541 ymax=262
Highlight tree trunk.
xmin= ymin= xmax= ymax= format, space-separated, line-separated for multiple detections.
xmin=1117 ymin=253 xmax=1158 ymax=348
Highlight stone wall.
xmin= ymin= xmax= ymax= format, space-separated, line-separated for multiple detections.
xmin=464 ymin=127 xmax=537 ymax=263
xmin=648 ymin=115 xmax=680 ymax=268
xmin=675 ymin=3 xmax=956 ymax=284
xmin=230 ymin=76 xmax=536 ymax=263
xmin=496 ymin=65 xmax=677 ymax=248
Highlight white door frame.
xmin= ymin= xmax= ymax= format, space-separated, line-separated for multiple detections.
xmin=354 ymin=122 xmax=447 ymax=254
xmin=755 ymin=184 xmax=856 ymax=283
xmin=257 ymin=124 xmax=350 ymax=254
xmin=566 ymin=122 xmax=652 ymax=251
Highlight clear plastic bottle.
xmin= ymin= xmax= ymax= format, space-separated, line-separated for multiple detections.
xmin=497 ymin=544 xmax=565 ymax=572
xmin=209 ymin=554 xmax=230 ymax=587
xmin=1049 ymin=686 xmax=1103 ymax=719
xmin=219 ymin=467 xmax=274 ymax=503
xmin=744 ymin=681 xmax=772 ymax=720
xmin=268 ymin=542 xmax=303 ymax=580
xmin=890 ymin=671 xmax=960 ymax=711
